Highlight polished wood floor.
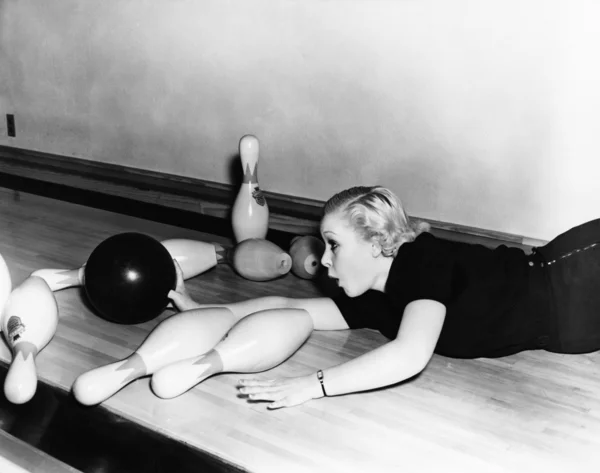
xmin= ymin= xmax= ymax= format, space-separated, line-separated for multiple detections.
xmin=0 ymin=186 xmax=599 ymax=473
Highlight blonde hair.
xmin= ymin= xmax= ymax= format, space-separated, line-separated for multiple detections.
xmin=323 ymin=186 xmax=430 ymax=257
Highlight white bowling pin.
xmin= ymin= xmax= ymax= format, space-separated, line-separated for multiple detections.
xmin=0 ymin=252 xmax=12 ymax=315
xmin=231 ymin=135 xmax=269 ymax=243
xmin=289 ymin=236 xmax=325 ymax=280
xmin=160 ymin=239 xmax=226 ymax=279
xmin=31 ymin=239 xmax=225 ymax=292
xmin=2 ymin=276 xmax=58 ymax=404
xmin=151 ymin=309 xmax=313 ymax=399
xmin=72 ymin=307 xmax=236 ymax=405
xmin=30 ymin=265 xmax=86 ymax=292
xmin=230 ymin=238 xmax=291 ymax=282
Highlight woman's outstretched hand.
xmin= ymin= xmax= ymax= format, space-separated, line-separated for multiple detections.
xmin=237 ymin=374 xmax=324 ymax=409
xmin=167 ymin=260 xmax=200 ymax=312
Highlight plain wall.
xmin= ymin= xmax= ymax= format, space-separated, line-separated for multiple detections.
xmin=1 ymin=0 xmax=600 ymax=241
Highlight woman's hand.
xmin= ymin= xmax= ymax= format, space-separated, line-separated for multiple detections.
xmin=167 ymin=260 xmax=199 ymax=312
xmin=238 ymin=373 xmax=324 ymax=409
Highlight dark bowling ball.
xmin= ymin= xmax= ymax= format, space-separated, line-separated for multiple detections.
xmin=84 ymin=232 xmax=176 ymax=324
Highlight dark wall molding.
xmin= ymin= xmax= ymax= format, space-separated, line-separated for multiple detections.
xmin=0 ymin=144 xmax=535 ymax=247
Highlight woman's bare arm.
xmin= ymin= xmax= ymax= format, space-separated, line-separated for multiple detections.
xmin=238 ymin=299 xmax=446 ymax=408
xmin=169 ymin=260 xmax=350 ymax=327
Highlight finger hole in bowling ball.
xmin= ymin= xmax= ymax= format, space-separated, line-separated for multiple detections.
xmin=84 ymin=233 xmax=176 ymax=325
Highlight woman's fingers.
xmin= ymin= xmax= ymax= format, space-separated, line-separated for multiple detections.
xmin=173 ymin=259 xmax=185 ymax=288
xmin=168 ymin=289 xmax=184 ymax=305
xmin=249 ymin=392 xmax=283 ymax=402
xmin=266 ymin=400 xmax=287 ymax=410
xmin=238 ymin=379 xmax=277 ymax=388
xmin=238 ymin=379 xmax=286 ymax=402
xmin=168 ymin=260 xmax=196 ymax=312
xmin=266 ymin=394 xmax=306 ymax=409
xmin=238 ymin=374 xmax=321 ymax=409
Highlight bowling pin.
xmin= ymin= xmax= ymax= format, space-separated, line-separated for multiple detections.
xmin=151 ymin=308 xmax=313 ymax=399
xmin=1 ymin=276 xmax=58 ymax=404
xmin=160 ymin=239 xmax=226 ymax=279
xmin=289 ymin=236 xmax=325 ymax=280
xmin=30 ymin=265 xmax=86 ymax=292
xmin=229 ymin=238 xmax=291 ymax=281
xmin=30 ymin=239 xmax=226 ymax=292
xmin=72 ymin=307 xmax=236 ymax=405
xmin=0 ymin=252 xmax=12 ymax=315
xmin=231 ymin=135 xmax=269 ymax=243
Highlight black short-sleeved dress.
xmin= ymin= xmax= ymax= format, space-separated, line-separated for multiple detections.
xmin=333 ymin=219 xmax=600 ymax=359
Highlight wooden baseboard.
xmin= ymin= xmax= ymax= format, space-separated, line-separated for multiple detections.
xmin=0 ymin=144 xmax=545 ymax=248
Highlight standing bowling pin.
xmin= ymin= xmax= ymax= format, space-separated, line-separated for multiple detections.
xmin=231 ymin=135 xmax=269 ymax=243
xmin=230 ymin=239 xmax=291 ymax=281
xmin=30 ymin=239 xmax=226 ymax=292
xmin=72 ymin=307 xmax=236 ymax=405
xmin=151 ymin=309 xmax=313 ymax=399
xmin=1 ymin=276 xmax=58 ymax=404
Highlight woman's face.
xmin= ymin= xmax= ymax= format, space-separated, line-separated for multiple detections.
xmin=320 ymin=211 xmax=381 ymax=298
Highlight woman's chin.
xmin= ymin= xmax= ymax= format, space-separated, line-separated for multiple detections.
xmin=341 ymin=286 xmax=358 ymax=298
xmin=342 ymin=284 xmax=370 ymax=298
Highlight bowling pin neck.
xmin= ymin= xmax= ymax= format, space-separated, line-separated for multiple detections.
xmin=10 ymin=341 xmax=38 ymax=358
xmin=215 ymin=243 xmax=227 ymax=264
xmin=239 ymin=135 xmax=260 ymax=184
xmin=150 ymin=349 xmax=225 ymax=399
xmin=194 ymin=349 xmax=223 ymax=376
xmin=29 ymin=267 xmax=85 ymax=292
xmin=241 ymin=162 xmax=259 ymax=184
xmin=72 ymin=355 xmax=148 ymax=406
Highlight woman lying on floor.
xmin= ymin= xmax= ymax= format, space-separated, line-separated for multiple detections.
xmin=163 ymin=185 xmax=598 ymax=409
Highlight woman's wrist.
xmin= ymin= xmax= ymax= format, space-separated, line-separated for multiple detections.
xmin=313 ymin=370 xmax=328 ymax=398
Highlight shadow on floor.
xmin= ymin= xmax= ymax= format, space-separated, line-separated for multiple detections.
xmin=0 ymin=363 xmax=247 ymax=473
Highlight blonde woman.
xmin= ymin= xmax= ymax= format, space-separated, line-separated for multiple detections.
xmin=159 ymin=185 xmax=600 ymax=408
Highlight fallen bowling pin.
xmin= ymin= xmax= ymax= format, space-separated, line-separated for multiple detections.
xmin=30 ymin=265 xmax=86 ymax=292
xmin=231 ymin=135 xmax=269 ymax=243
xmin=289 ymin=235 xmax=325 ymax=280
xmin=72 ymin=307 xmax=236 ymax=405
xmin=31 ymin=238 xmax=226 ymax=292
xmin=151 ymin=308 xmax=313 ymax=399
xmin=229 ymin=238 xmax=291 ymax=282
xmin=1 ymin=276 xmax=58 ymax=404
xmin=160 ymin=239 xmax=226 ymax=279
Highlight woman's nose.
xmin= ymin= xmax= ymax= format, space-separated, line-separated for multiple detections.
xmin=321 ymin=249 xmax=331 ymax=268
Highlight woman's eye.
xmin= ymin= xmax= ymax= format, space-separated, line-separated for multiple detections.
xmin=329 ymin=241 xmax=338 ymax=252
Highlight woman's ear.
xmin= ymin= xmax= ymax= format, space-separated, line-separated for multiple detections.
xmin=371 ymin=241 xmax=383 ymax=257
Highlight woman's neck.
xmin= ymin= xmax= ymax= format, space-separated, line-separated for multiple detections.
xmin=371 ymin=255 xmax=395 ymax=293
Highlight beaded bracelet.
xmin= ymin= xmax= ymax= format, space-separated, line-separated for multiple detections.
xmin=316 ymin=370 xmax=328 ymax=397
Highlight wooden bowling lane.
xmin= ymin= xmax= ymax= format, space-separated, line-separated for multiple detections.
xmin=1 ymin=187 xmax=600 ymax=472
